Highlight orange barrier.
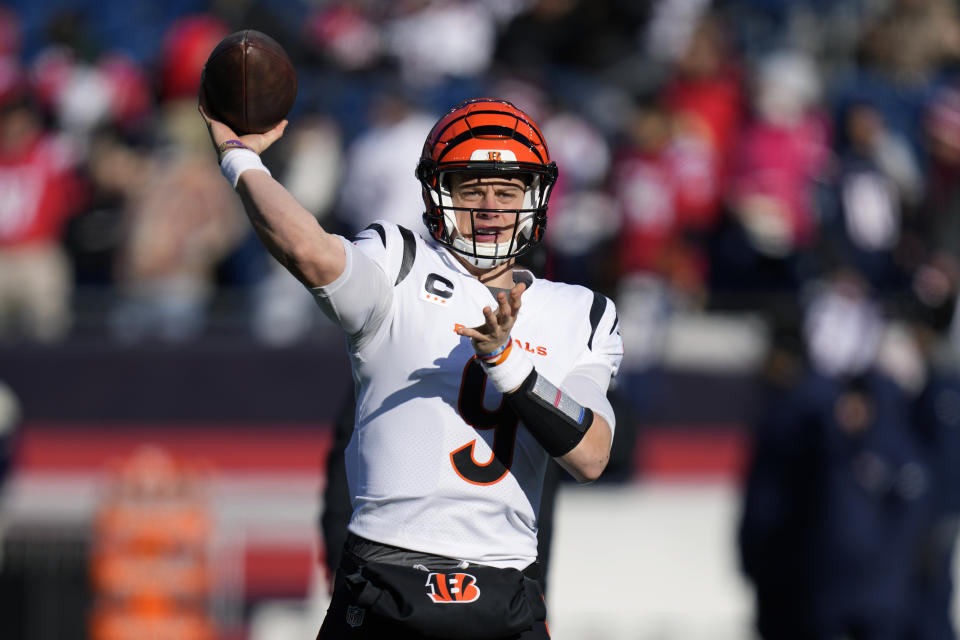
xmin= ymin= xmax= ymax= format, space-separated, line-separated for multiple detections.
xmin=89 ymin=445 xmax=217 ymax=640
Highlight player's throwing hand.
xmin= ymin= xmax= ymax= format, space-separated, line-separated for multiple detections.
xmin=198 ymin=87 xmax=287 ymax=158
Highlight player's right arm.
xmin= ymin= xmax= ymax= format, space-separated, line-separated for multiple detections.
xmin=236 ymin=170 xmax=345 ymax=287
xmin=198 ymin=103 xmax=345 ymax=288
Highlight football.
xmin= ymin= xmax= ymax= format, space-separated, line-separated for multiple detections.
xmin=201 ymin=29 xmax=297 ymax=135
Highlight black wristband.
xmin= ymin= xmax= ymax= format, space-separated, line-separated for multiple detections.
xmin=506 ymin=369 xmax=594 ymax=457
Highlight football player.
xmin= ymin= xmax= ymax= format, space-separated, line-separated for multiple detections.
xmin=200 ymin=97 xmax=623 ymax=639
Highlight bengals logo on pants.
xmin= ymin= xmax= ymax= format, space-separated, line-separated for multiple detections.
xmin=425 ymin=572 xmax=480 ymax=603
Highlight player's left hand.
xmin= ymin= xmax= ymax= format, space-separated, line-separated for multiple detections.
xmin=458 ymin=282 xmax=525 ymax=355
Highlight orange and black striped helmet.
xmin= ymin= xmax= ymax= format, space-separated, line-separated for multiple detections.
xmin=416 ymin=98 xmax=558 ymax=268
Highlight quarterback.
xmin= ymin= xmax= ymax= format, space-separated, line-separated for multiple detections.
xmin=200 ymin=97 xmax=622 ymax=639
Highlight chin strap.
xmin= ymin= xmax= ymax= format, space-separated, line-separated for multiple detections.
xmin=451 ymin=235 xmax=515 ymax=269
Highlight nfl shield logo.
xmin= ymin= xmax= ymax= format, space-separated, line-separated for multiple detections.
xmin=346 ymin=605 xmax=365 ymax=628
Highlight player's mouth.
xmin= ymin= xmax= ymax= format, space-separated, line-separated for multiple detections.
xmin=472 ymin=226 xmax=507 ymax=243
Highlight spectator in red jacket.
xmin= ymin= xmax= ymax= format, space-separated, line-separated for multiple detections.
xmin=0 ymin=65 xmax=85 ymax=342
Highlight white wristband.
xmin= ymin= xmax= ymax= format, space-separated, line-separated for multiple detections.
xmin=481 ymin=341 xmax=534 ymax=393
xmin=220 ymin=148 xmax=271 ymax=188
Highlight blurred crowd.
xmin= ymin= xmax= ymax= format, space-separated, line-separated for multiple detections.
xmin=1 ymin=0 xmax=960 ymax=637
xmin=0 ymin=0 xmax=955 ymax=349
xmin=0 ymin=0 xmax=951 ymax=347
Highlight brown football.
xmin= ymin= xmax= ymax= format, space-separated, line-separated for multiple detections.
xmin=201 ymin=29 xmax=297 ymax=135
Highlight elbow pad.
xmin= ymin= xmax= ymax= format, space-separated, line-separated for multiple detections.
xmin=505 ymin=368 xmax=594 ymax=457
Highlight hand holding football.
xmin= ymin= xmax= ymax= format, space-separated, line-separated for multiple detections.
xmin=200 ymin=29 xmax=297 ymax=135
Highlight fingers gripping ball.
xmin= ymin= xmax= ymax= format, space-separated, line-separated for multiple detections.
xmin=201 ymin=29 xmax=297 ymax=134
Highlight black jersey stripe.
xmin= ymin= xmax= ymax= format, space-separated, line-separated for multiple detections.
xmin=587 ymin=292 xmax=607 ymax=351
xmin=610 ymin=312 xmax=620 ymax=335
xmin=395 ymin=226 xmax=417 ymax=286
xmin=361 ymin=223 xmax=387 ymax=247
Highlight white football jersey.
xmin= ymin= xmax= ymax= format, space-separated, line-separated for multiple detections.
xmin=312 ymin=221 xmax=623 ymax=569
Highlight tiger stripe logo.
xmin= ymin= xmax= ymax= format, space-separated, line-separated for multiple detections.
xmin=425 ymin=572 xmax=481 ymax=603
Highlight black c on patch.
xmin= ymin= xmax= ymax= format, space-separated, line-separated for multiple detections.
xmin=425 ymin=273 xmax=454 ymax=299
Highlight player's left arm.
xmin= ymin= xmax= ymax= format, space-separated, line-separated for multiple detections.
xmin=459 ymin=286 xmax=622 ymax=483
xmin=510 ymin=312 xmax=620 ymax=483
xmin=550 ymin=366 xmax=616 ymax=484
xmin=556 ymin=416 xmax=611 ymax=484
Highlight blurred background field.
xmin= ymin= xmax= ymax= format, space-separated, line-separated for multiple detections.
xmin=1 ymin=0 xmax=960 ymax=638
